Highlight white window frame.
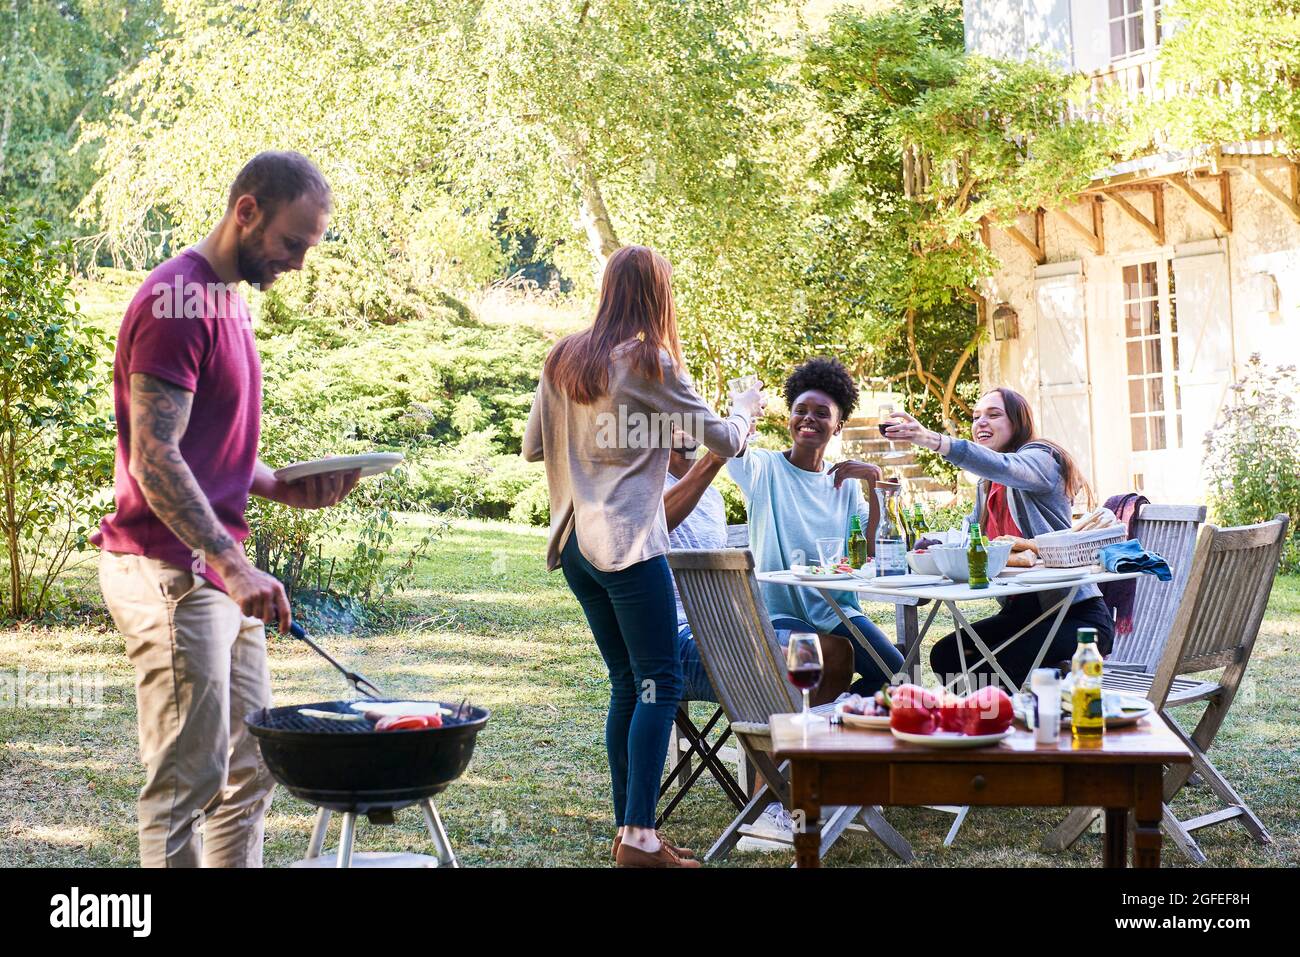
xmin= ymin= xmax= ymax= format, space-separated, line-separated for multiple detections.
xmin=1119 ymin=254 xmax=1183 ymax=455
xmin=1109 ymin=0 xmax=1163 ymax=63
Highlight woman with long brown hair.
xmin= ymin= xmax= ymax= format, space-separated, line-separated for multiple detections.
xmin=883 ymin=387 xmax=1112 ymax=688
xmin=523 ymin=245 xmax=763 ymax=867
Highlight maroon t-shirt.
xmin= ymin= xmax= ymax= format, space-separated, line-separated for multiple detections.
xmin=93 ymin=249 xmax=262 ymax=592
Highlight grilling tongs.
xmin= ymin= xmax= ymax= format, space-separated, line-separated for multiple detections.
xmin=286 ymin=620 xmax=387 ymax=700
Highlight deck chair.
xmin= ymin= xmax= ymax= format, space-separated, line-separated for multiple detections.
xmin=669 ymin=547 xmax=915 ymax=864
xmin=658 ymin=526 xmax=756 ymax=827
xmin=1105 ymin=504 xmax=1207 ymax=672
xmin=1044 ymin=515 xmax=1289 ymax=863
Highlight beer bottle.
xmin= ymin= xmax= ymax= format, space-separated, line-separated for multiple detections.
xmin=846 ymin=515 xmax=868 ymax=568
xmin=968 ymin=521 xmax=989 ymax=589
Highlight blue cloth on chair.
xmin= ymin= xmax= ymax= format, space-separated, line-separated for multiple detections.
xmin=1100 ymin=539 xmax=1172 ymax=581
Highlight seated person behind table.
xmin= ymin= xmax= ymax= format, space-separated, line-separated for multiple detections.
xmin=665 ymin=431 xmax=853 ymax=705
xmin=725 ymin=358 xmax=904 ymax=695
xmin=881 ymin=386 xmax=1114 ymax=689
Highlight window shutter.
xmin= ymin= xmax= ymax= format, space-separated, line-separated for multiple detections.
xmin=1069 ymin=0 xmax=1112 ymax=72
xmin=1171 ymin=251 xmax=1234 ymax=456
xmin=1034 ymin=269 xmax=1094 ymax=492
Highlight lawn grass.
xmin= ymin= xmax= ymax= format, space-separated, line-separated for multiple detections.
xmin=1 ymin=517 xmax=1296 ymax=867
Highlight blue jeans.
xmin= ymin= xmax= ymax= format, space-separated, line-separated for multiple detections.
xmin=770 ymin=614 xmax=904 ymax=695
xmin=560 ymin=534 xmax=681 ymax=828
xmin=676 ymin=625 xmax=719 ymax=703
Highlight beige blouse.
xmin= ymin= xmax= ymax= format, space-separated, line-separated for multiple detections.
xmin=523 ymin=342 xmax=750 ymax=572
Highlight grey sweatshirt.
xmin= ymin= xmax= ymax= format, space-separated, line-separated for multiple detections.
xmin=944 ymin=438 xmax=1100 ymax=607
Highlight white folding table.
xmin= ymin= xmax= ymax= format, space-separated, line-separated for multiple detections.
xmin=755 ymin=569 xmax=1147 ymax=692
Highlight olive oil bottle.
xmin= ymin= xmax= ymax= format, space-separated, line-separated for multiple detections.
xmin=1071 ymin=627 xmax=1105 ymax=741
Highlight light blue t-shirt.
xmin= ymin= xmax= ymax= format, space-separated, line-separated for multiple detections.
xmin=726 ymin=447 xmax=872 ymax=633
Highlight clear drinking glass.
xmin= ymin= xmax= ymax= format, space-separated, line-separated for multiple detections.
xmin=728 ymin=374 xmax=760 ymax=396
xmin=816 ymin=537 xmax=843 ymax=570
xmin=786 ymin=632 xmax=824 ymax=726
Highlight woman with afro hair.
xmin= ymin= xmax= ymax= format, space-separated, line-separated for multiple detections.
xmin=724 ymin=357 xmax=904 ymax=694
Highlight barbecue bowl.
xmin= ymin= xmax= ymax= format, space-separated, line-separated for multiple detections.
xmin=247 ymin=699 xmax=489 ymax=814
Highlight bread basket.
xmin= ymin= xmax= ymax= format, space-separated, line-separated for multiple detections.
xmin=1033 ymin=525 xmax=1127 ymax=568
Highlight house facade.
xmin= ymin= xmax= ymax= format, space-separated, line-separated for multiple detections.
xmin=962 ymin=0 xmax=1300 ymax=506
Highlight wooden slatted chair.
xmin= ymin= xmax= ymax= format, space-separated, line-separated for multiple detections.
xmin=1045 ymin=516 xmax=1289 ymax=862
xmin=1105 ymin=504 xmax=1207 ymax=672
xmin=669 ymin=547 xmax=914 ymax=863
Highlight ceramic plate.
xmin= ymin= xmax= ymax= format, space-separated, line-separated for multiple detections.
xmin=1012 ymin=566 xmax=1100 ymax=584
xmin=349 ymin=700 xmax=448 ymax=718
xmin=274 ymin=452 xmax=405 ymax=483
xmin=790 ymin=569 xmax=856 ymax=582
xmin=890 ymin=727 xmax=1013 ymax=748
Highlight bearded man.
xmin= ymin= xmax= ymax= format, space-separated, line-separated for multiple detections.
xmin=93 ymin=151 xmax=359 ymax=867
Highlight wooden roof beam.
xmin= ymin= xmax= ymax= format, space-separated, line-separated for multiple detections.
xmin=1053 ymin=196 xmax=1104 ymax=256
xmin=1105 ymin=185 xmax=1165 ymax=245
xmin=1244 ymin=162 xmax=1300 ymax=224
xmin=1165 ymin=174 xmax=1231 ymax=233
xmin=983 ymin=211 xmax=1046 ymax=264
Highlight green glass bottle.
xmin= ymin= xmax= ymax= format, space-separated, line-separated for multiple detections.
xmin=968 ymin=521 xmax=989 ymax=589
xmin=846 ymin=515 xmax=868 ymax=568
xmin=912 ymin=504 xmax=929 ymax=536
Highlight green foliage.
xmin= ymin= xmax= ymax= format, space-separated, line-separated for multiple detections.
xmin=1204 ymin=355 xmax=1300 ymax=573
xmin=244 ymin=253 xmax=553 ymax=588
xmin=1144 ymin=0 xmax=1300 ymax=152
xmin=0 ymin=210 xmax=115 ymax=619
xmin=0 ymin=0 xmax=165 ymax=244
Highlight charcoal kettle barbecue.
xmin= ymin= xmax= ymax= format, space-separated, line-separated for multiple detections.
xmin=245 ymin=621 xmax=489 ymax=867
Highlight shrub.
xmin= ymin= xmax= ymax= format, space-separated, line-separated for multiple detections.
xmin=1204 ymin=355 xmax=1300 ymax=572
xmin=0 ymin=211 xmax=115 ymax=619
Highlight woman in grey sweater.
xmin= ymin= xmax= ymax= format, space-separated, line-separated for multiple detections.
xmin=524 ymin=245 xmax=763 ymax=867
xmin=883 ymin=387 xmax=1113 ymax=688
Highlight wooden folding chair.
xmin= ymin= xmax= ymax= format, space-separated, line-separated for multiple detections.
xmin=669 ymin=548 xmax=914 ymax=864
xmin=1106 ymin=504 xmax=1207 ymax=672
xmin=1045 ymin=515 xmax=1289 ymax=863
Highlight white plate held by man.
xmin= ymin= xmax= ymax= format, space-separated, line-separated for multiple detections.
xmin=274 ymin=452 xmax=404 ymax=484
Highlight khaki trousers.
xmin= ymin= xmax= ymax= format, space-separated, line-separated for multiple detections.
xmin=99 ymin=551 xmax=275 ymax=867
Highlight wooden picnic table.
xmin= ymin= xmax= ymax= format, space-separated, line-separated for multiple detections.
xmin=771 ymin=712 xmax=1192 ymax=868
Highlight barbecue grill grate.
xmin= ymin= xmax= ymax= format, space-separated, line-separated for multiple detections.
xmin=251 ymin=707 xmax=378 ymax=734
xmin=249 ymin=702 xmax=480 ymax=735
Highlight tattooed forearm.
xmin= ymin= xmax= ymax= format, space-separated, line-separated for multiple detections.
xmin=127 ymin=373 xmax=238 ymax=560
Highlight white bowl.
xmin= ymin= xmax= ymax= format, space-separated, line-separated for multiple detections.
xmin=930 ymin=542 xmax=1012 ymax=581
xmin=906 ymin=550 xmax=942 ymax=576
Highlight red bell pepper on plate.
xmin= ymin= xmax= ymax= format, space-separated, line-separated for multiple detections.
xmin=888 ymin=684 xmax=940 ymax=734
xmin=956 ymin=686 xmax=1014 ymax=736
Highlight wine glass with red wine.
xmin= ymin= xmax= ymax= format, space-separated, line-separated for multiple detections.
xmin=786 ymin=632 xmax=825 ymax=726
xmin=878 ymin=403 xmax=909 ymax=464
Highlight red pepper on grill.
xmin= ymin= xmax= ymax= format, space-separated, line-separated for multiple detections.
xmin=375 ymin=713 xmax=443 ymax=732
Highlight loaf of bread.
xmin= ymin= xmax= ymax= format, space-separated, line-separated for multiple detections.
xmin=992 ymin=534 xmax=1038 ymax=554
xmin=1006 ymin=550 xmax=1038 ymax=568
xmin=1070 ymin=507 xmax=1119 ymax=532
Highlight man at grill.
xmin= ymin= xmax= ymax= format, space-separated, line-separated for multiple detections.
xmin=93 ymin=152 xmax=359 ymax=867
